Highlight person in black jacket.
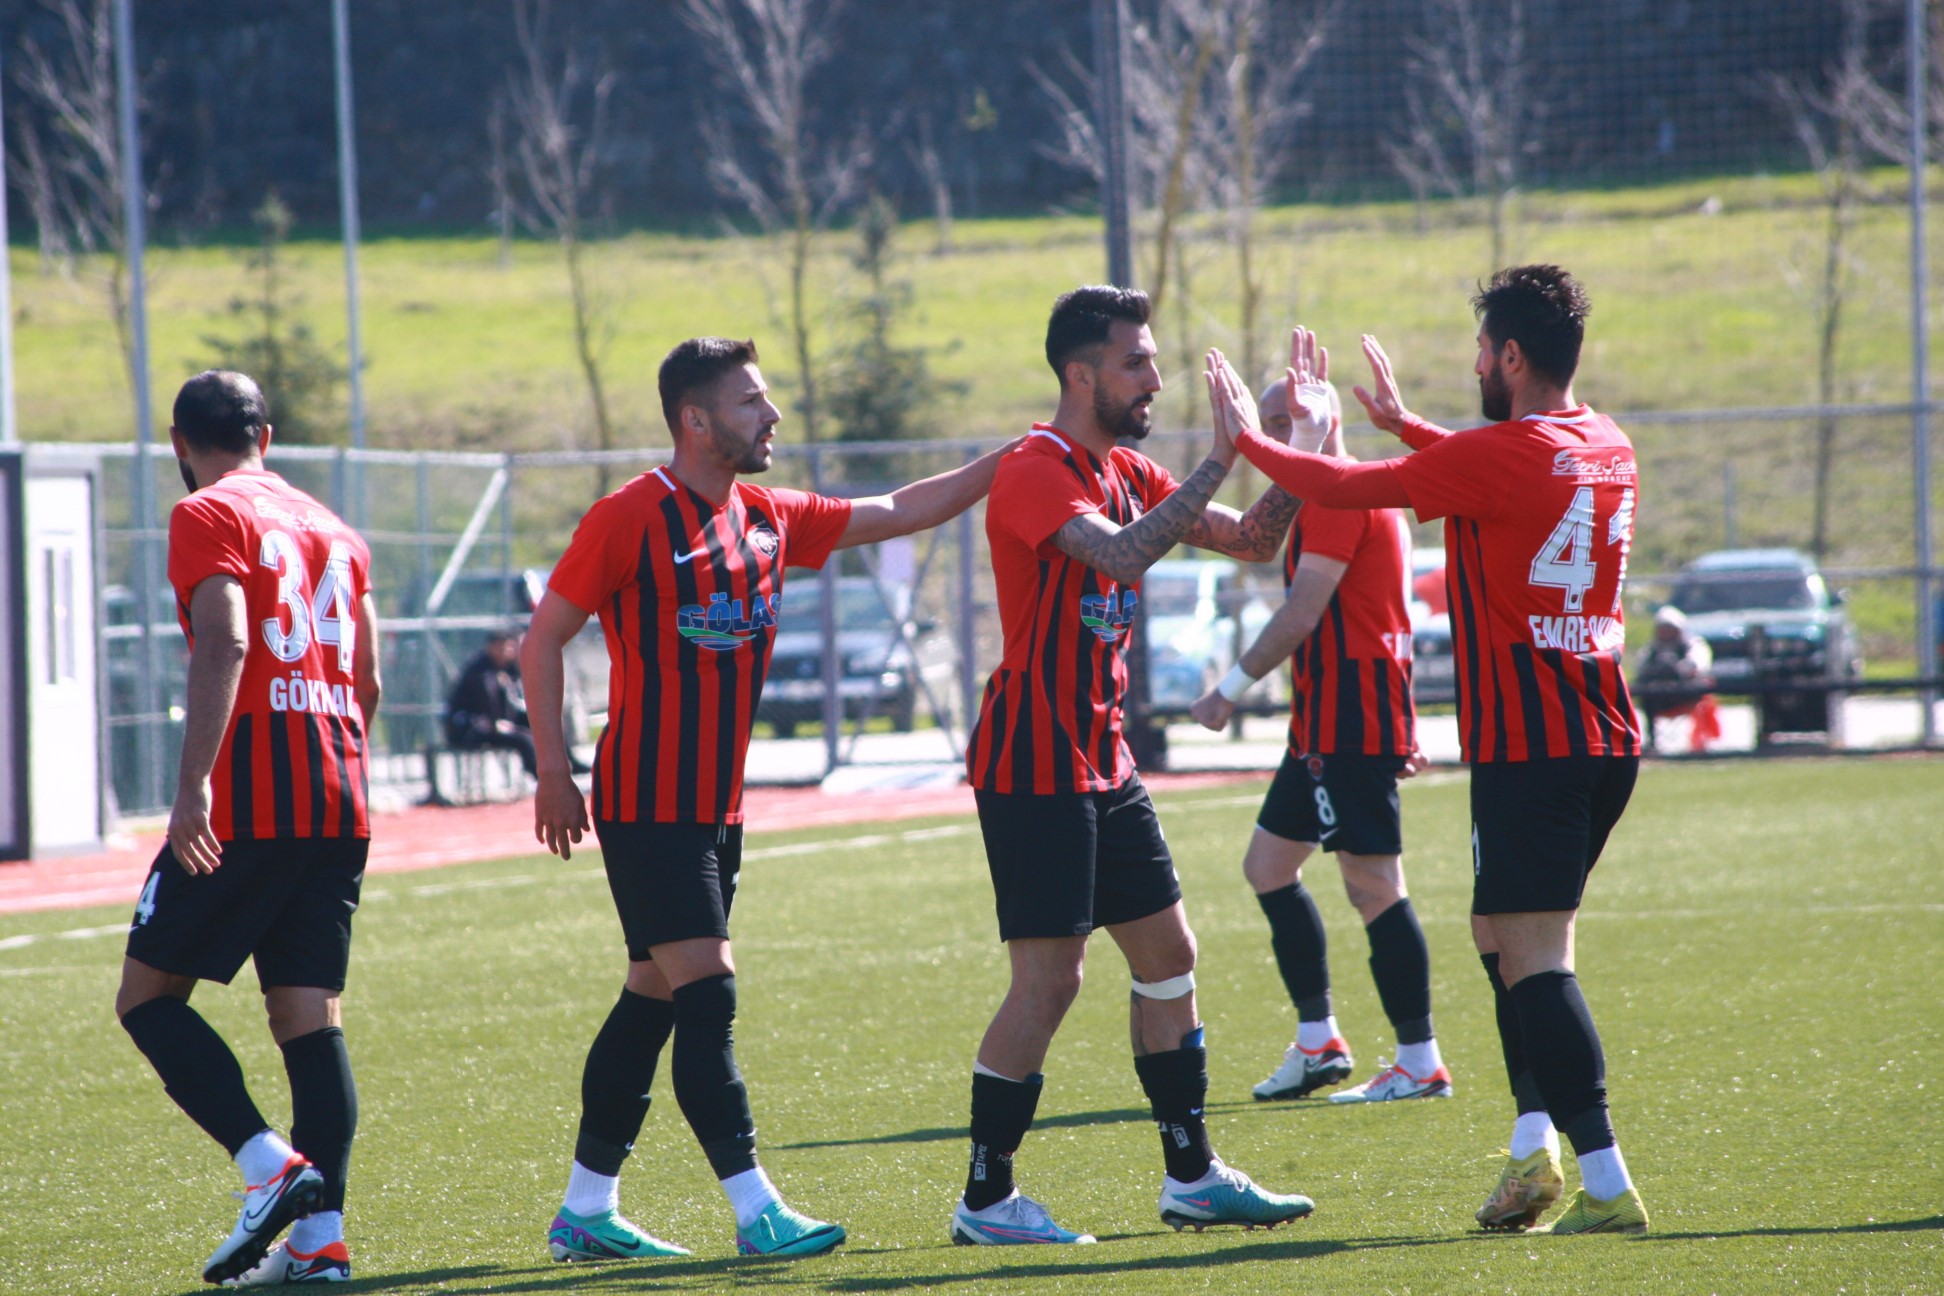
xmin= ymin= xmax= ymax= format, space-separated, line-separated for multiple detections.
xmin=445 ymin=631 xmax=538 ymax=776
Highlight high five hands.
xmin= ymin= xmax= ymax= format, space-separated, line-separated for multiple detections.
xmin=1351 ymin=334 xmax=1412 ymax=439
xmin=1203 ymin=348 xmax=1259 ymax=454
xmin=1286 ymin=326 xmax=1338 ymax=455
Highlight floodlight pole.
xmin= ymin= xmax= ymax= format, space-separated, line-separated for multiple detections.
xmin=1093 ymin=0 xmax=1135 ymax=288
xmin=1091 ymin=0 xmax=1166 ymax=768
xmin=0 ymin=43 xmax=17 ymax=450
xmin=333 ymin=0 xmax=369 ymax=524
xmin=114 ymin=0 xmax=165 ymax=810
xmin=1911 ymin=0 xmax=1936 ymax=744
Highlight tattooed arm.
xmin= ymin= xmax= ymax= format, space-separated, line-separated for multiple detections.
xmin=1181 ymin=486 xmax=1302 ymax=562
xmin=1049 ymin=454 xmax=1231 ymax=587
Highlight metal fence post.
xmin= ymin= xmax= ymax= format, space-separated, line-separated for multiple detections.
xmin=415 ymin=458 xmax=437 ymax=759
xmin=1910 ymin=0 xmax=1937 ymax=745
xmin=958 ymin=447 xmax=980 ymax=749
xmin=811 ymin=445 xmax=840 ymax=777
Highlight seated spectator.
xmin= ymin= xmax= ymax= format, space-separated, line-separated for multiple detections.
xmin=1635 ymin=606 xmax=1721 ymax=752
xmin=444 ymin=630 xmax=538 ymax=777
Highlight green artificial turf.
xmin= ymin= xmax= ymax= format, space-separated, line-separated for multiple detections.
xmin=1 ymin=757 xmax=1939 ymax=1293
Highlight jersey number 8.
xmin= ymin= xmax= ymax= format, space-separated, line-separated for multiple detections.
xmin=260 ymin=530 xmax=358 ymax=671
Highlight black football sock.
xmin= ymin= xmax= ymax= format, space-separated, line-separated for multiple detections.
xmin=574 ymin=989 xmax=676 ymax=1175
xmin=1481 ymin=953 xmax=1545 ymax=1114
xmin=1133 ymin=1030 xmax=1215 ymax=1184
xmin=120 ymin=997 xmax=270 ymax=1156
xmin=1509 ymin=970 xmax=1615 ymax=1156
xmin=670 ymin=974 xmax=758 ymax=1179
xmin=1366 ymin=899 xmax=1433 ymax=1045
xmin=964 ymin=1070 xmax=1044 ymax=1211
xmin=1256 ymin=883 xmax=1331 ymax=1021
xmin=280 ymin=1027 xmax=357 ymax=1214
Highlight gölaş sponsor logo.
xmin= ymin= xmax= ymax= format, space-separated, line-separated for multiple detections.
xmin=1080 ymin=587 xmax=1140 ymax=643
xmin=679 ymin=590 xmax=781 ymax=652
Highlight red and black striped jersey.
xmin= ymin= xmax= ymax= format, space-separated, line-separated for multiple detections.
xmin=1391 ymin=408 xmax=1643 ymax=762
xmin=167 ymin=470 xmax=373 ymax=841
xmin=966 ymin=426 xmax=1178 ymax=794
xmin=548 ymin=467 xmax=852 ymax=824
xmin=1283 ymin=504 xmax=1417 ymax=758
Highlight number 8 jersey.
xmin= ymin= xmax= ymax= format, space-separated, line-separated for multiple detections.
xmin=168 ymin=469 xmax=374 ymax=839
xmin=1391 ymin=407 xmax=1642 ymax=763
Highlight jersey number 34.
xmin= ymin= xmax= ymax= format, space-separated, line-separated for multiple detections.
xmin=260 ymin=530 xmax=358 ymax=671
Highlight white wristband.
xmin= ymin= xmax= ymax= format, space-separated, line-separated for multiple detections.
xmin=1217 ymin=663 xmax=1259 ymax=703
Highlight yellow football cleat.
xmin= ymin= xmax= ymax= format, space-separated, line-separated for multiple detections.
xmin=1475 ymin=1147 xmax=1565 ymax=1231
xmin=1528 ymin=1185 xmax=1649 ymax=1236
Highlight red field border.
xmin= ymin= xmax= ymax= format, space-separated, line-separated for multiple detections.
xmin=0 ymin=773 xmax=1257 ymax=917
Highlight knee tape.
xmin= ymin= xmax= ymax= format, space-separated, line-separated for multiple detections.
xmin=1130 ymin=971 xmax=1195 ymax=1000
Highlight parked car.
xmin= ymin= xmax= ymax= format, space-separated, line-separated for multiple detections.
xmin=1140 ymin=559 xmax=1273 ymax=708
xmin=1663 ymin=547 xmax=1862 ymax=736
xmin=760 ymin=577 xmax=958 ymax=737
xmin=1408 ymin=548 xmax=1455 ymax=705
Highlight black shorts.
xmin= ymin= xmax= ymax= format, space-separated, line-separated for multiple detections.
xmin=594 ymin=819 xmax=743 ymax=961
xmin=1256 ymin=750 xmax=1407 ymax=857
xmin=1470 ymin=756 xmax=1638 ymax=915
xmin=974 ymin=776 xmax=1181 ymax=941
xmin=124 ymin=837 xmax=369 ymax=992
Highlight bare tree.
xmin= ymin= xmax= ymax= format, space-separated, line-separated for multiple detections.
xmin=8 ymin=0 xmax=138 ymax=390
xmin=1032 ymin=0 xmax=1221 ymax=316
xmin=486 ymin=90 xmax=517 ymax=271
xmin=908 ymin=113 xmax=954 ymax=255
xmin=503 ymin=0 xmax=617 ymax=480
xmin=1766 ymin=0 xmax=1892 ymax=560
xmin=682 ymin=0 xmax=873 ymax=447
xmin=1200 ymin=0 xmax=1334 ymax=388
xmin=1387 ymin=0 xmax=1537 ymax=270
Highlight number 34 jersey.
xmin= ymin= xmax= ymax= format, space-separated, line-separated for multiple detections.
xmin=168 ymin=470 xmax=373 ymax=840
xmin=1392 ymin=407 xmax=1642 ymax=763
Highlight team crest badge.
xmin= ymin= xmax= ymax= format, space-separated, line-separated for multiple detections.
xmin=1306 ymin=754 xmax=1326 ymax=778
xmin=749 ymin=526 xmax=780 ymax=557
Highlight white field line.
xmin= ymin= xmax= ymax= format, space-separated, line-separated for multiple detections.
xmin=8 ymin=797 xmax=1933 ymax=957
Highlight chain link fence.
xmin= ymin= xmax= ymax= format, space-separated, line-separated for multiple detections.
xmin=24 ymin=400 xmax=1940 ymax=821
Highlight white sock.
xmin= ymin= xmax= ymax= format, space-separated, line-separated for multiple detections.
xmin=563 ymin=1161 xmax=620 ymax=1216
xmin=1510 ymin=1112 xmax=1559 ymax=1160
xmin=234 ymin=1130 xmax=299 ymax=1186
xmin=972 ymin=1059 xmax=1020 ymax=1082
xmin=1395 ymin=1039 xmax=1443 ymax=1077
xmin=1296 ymin=1016 xmax=1340 ymax=1050
xmin=721 ymin=1166 xmax=783 ymax=1229
xmin=287 ymin=1212 xmax=343 ymax=1253
xmin=1578 ymin=1145 xmax=1634 ymax=1201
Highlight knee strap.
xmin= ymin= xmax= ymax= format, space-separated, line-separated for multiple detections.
xmin=1131 ymin=971 xmax=1195 ymax=1000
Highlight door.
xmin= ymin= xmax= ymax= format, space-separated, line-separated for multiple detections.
xmin=25 ymin=472 xmax=101 ymax=852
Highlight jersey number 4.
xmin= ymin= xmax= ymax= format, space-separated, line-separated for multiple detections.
xmin=261 ymin=530 xmax=358 ymax=671
xmin=1529 ymin=485 xmax=1634 ymax=614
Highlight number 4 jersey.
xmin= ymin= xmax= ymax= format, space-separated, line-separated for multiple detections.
xmin=168 ymin=469 xmax=373 ymax=840
xmin=1391 ymin=407 xmax=1642 ymax=763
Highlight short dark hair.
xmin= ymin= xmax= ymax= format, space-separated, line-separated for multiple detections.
xmin=658 ymin=337 xmax=759 ymax=432
xmin=1471 ymin=265 xmax=1589 ymax=386
xmin=172 ymin=370 xmax=268 ymax=454
xmin=1045 ymin=285 xmax=1151 ymax=384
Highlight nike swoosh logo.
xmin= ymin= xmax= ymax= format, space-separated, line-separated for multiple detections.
xmin=673 ymin=549 xmax=703 ymax=564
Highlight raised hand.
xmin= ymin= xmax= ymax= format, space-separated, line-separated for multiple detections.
xmin=1351 ymin=334 xmax=1411 ymax=438
xmin=1203 ymin=348 xmax=1257 ymax=464
xmin=1285 ymin=326 xmax=1337 ymax=451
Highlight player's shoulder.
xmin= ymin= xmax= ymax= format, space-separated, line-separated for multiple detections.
xmin=995 ymin=427 xmax=1082 ymax=487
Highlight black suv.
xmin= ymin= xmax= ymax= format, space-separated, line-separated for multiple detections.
xmin=1664 ymin=548 xmax=1862 ymax=737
